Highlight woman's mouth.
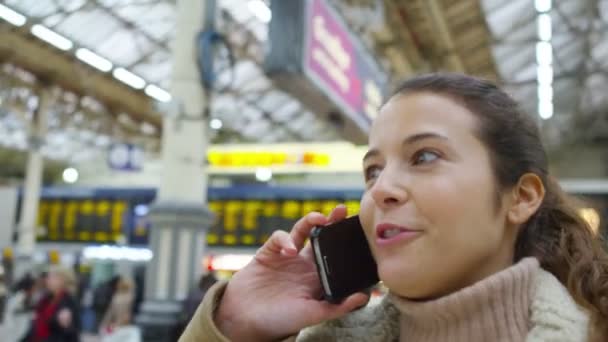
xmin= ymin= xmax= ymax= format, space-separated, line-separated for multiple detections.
xmin=376 ymin=223 xmax=422 ymax=246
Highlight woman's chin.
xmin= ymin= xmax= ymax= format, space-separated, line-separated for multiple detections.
xmin=378 ymin=262 xmax=431 ymax=298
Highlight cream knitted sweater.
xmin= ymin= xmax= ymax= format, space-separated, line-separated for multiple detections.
xmin=298 ymin=258 xmax=590 ymax=341
xmin=179 ymin=258 xmax=591 ymax=341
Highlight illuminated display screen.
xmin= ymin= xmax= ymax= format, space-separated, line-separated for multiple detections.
xmin=29 ymin=186 xmax=363 ymax=247
xmin=206 ymin=151 xmax=330 ymax=167
xmin=204 ymin=199 xmax=360 ymax=247
xmin=27 ymin=186 xmax=608 ymax=246
xmin=36 ymin=199 xmax=127 ymax=243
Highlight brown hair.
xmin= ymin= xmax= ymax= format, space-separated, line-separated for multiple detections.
xmin=391 ymin=73 xmax=608 ymax=338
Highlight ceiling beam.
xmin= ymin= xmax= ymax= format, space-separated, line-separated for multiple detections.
xmin=423 ymin=0 xmax=465 ymax=72
xmin=392 ymin=0 xmax=498 ymax=80
xmin=0 ymin=24 xmax=162 ymax=134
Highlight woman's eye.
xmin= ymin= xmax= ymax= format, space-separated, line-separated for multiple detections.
xmin=412 ymin=150 xmax=440 ymax=165
xmin=364 ymin=165 xmax=382 ymax=181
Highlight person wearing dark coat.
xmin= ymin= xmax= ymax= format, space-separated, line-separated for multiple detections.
xmin=173 ymin=273 xmax=218 ymax=339
xmin=23 ymin=266 xmax=80 ymax=342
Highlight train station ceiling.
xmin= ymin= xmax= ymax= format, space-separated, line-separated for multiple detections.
xmin=0 ymin=0 xmax=606 ymax=175
xmin=483 ymin=0 xmax=608 ymax=148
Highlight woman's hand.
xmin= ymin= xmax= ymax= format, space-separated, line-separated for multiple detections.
xmin=57 ymin=308 xmax=72 ymax=328
xmin=215 ymin=205 xmax=369 ymax=341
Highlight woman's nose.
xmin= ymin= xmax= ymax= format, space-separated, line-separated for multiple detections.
xmin=370 ymin=170 xmax=408 ymax=208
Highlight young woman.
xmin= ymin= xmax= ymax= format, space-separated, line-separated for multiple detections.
xmin=180 ymin=73 xmax=608 ymax=341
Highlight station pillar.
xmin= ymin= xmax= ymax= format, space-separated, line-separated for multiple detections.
xmin=135 ymin=0 xmax=214 ymax=340
xmin=14 ymin=87 xmax=51 ymax=281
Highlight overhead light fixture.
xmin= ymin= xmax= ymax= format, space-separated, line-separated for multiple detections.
xmin=144 ymin=84 xmax=171 ymax=102
xmin=0 ymin=4 xmax=26 ymax=26
xmin=248 ymin=0 xmax=272 ymax=23
xmin=210 ymin=118 xmax=223 ymax=130
xmin=537 ymin=83 xmax=553 ymax=102
xmin=537 ymin=14 xmax=552 ymax=41
xmin=535 ymin=0 xmax=552 ymax=13
xmin=538 ymin=100 xmax=553 ymax=120
xmin=255 ymin=167 xmax=272 ymax=182
xmin=31 ymin=24 xmax=73 ymax=51
xmin=536 ymin=64 xmax=553 ymax=85
xmin=535 ymin=41 xmax=553 ymax=65
xmin=134 ymin=204 xmax=149 ymax=216
xmin=75 ymin=48 xmax=113 ymax=72
xmin=535 ymin=1 xmax=553 ymax=121
xmin=113 ymin=67 xmax=146 ymax=89
xmin=62 ymin=167 xmax=79 ymax=183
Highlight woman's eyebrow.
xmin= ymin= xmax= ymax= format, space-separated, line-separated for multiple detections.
xmin=362 ymin=149 xmax=379 ymax=163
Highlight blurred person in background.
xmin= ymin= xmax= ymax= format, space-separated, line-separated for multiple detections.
xmin=175 ymin=273 xmax=218 ymax=338
xmin=92 ymin=275 xmax=119 ymax=331
xmin=99 ymin=276 xmax=135 ymax=333
xmin=28 ymin=272 xmax=49 ymax=310
xmin=73 ymin=266 xmax=95 ymax=333
xmin=183 ymin=273 xmax=218 ymax=323
xmin=130 ymin=266 xmax=145 ymax=319
xmin=99 ymin=276 xmax=140 ymax=342
xmin=2 ymin=248 xmax=15 ymax=290
xmin=3 ymin=274 xmax=36 ymax=341
xmin=0 ymin=265 xmax=6 ymax=323
xmin=23 ymin=265 xmax=80 ymax=342
xmin=179 ymin=73 xmax=608 ymax=341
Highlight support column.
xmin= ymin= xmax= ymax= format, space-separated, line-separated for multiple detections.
xmin=135 ymin=0 xmax=214 ymax=340
xmin=14 ymin=88 xmax=50 ymax=280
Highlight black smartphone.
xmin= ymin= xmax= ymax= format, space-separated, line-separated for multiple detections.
xmin=310 ymin=215 xmax=379 ymax=303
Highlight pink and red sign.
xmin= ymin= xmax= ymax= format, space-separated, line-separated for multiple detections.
xmin=304 ymin=0 xmax=386 ymax=128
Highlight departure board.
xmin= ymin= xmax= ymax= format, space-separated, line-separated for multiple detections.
xmin=204 ymin=199 xmax=361 ymax=247
xmin=36 ymin=199 xmax=128 ymax=243
xmin=31 ymin=186 xmax=363 ymax=247
xmin=28 ymin=184 xmax=608 ymax=248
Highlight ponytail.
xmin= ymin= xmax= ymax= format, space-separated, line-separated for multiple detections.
xmin=515 ymin=177 xmax=608 ymax=339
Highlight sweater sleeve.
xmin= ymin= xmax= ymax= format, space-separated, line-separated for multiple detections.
xmin=178 ymin=280 xmax=298 ymax=342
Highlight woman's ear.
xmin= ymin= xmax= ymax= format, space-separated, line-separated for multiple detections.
xmin=507 ymin=173 xmax=545 ymax=225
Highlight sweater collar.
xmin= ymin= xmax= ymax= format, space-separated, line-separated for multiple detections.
xmin=388 ymin=257 xmax=539 ymax=342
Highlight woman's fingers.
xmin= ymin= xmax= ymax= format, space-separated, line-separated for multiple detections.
xmin=257 ymin=230 xmax=297 ymax=259
xmin=325 ymin=292 xmax=370 ymax=318
xmin=300 ymin=244 xmax=314 ymax=260
xmin=289 ymin=212 xmax=329 ymax=251
xmin=303 ymin=292 xmax=370 ymax=326
xmin=258 ymin=205 xmax=351 ymax=260
xmin=289 ymin=205 xmax=349 ymax=251
xmin=327 ymin=204 xmax=348 ymax=223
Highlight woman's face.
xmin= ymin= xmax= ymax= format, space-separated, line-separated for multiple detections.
xmin=359 ymin=92 xmax=518 ymax=299
xmin=46 ymin=272 xmax=64 ymax=293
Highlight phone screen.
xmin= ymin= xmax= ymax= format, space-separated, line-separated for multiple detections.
xmin=310 ymin=215 xmax=379 ymax=302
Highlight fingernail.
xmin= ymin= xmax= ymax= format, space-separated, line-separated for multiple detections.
xmin=281 ymin=248 xmax=297 ymax=257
